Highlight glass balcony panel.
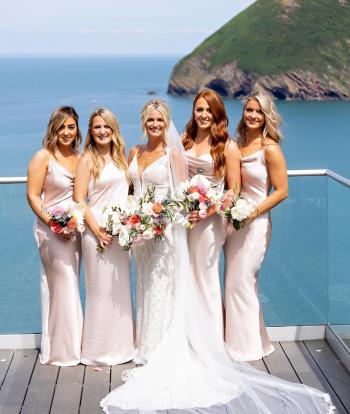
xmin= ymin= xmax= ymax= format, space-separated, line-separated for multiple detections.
xmin=261 ymin=176 xmax=328 ymax=326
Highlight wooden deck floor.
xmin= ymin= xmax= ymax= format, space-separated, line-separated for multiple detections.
xmin=0 ymin=340 xmax=349 ymax=414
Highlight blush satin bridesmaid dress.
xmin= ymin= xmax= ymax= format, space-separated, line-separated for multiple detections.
xmin=34 ymin=158 xmax=83 ymax=366
xmin=186 ymin=152 xmax=226 ymax=337
xmin=224 ymin=149 xmax=274 ymax=361
xmin=81 ymin=162 xmax=134 ymax=365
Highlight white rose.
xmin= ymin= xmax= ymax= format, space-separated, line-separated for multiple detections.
xmin=173 ymin=212 xmax=185 ymax=224
xmin=141 ymin=202 xmax=154 ymax=216
xmin=142 ymin=229 xmax=154 ymax=240
xmin=118 ymin=227 xmax=129 ymax=247
xmin=189 ymin=192 xmax=200 ymax=201
xmin=190 ymin=174 xmax=210 ymax=188
xmin=198 ymin=209 xmax=207 ymax=219
xmin=175 ymin=189 xmax=186 ymax=201
xmin=198 ymin=202 xmax=207 ymax=210
xmin=112 ymin=222 xmax=122 ymax=235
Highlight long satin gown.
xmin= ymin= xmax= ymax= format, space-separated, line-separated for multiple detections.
xmin=81 ymin=162 xmax=134 ymax=365
xmin=34 ymin=158 xmax=83 ymax=366
xmin=224 ymin=149 xmax=275 ymax=361
xmin=128 ymin=152 xmax=176 ymax=365
xmin=186 ymin=152 xmax=226 ymax=337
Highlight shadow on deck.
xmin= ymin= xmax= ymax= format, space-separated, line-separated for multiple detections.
xmin=0 ymin=340 xmax=350 ymax=414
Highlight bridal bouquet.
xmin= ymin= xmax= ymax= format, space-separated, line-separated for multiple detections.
xmin=216 ymin=194 xmax=256 ymax=230
xmin=97 ymin=185 xmax=175 ymax=252
xmin=44 ymin=202 xmax=85 ymax=237
xmin=172 ymin=174 xmax=219 ymax=228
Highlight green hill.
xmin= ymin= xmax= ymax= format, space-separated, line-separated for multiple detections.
xmin=168 ymin=0 xmax=350 ymax=100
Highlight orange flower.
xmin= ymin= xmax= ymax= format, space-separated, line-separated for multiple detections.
xmin=189 ymin=186 xmax=198 ymax=193
xmin=152 ymin=203 xmax=163 ymax=214
xmin=67 ymin=217 xmax=77 ymax=229
xmin=129 ymin=214 xmax=141 ymax=226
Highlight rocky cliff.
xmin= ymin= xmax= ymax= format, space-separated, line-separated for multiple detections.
xmin=168 ymin=0 xmax=350 ymax=100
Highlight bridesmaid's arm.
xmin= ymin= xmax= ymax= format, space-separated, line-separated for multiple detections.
xmin=224 ymin=140 xmax=241 ymax=195
xmin=248 ymin=144 xmax=288 ymax=221
xmin=128 ymin=146 xmax=138 ymax=166
xmin=26 ymin=149 xmax=51 ymax=226
xmin=73 ymin=155 xmax=112 ymax=248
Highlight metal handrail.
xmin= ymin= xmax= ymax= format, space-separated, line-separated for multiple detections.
xmin=1 ymin=169 xmax=350 ymax=188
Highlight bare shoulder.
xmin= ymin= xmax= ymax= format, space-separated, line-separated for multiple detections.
xmin=128 ymin=146 xmax=139 ymax=164
xmin=28 ymin=149 xmax=49 ymax=169
xmin=225 ymin=138 xmax=240 ymax=156
xmin=78 ymin=152 xmax=92 ymax=167
xmin=129 ymin=145 xmax=139 ymax=158
xmin=264 ymin=142 xmax=283 ymax=155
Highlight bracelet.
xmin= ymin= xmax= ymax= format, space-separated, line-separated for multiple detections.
xmin=256 ymin=206 xmax=261 ymax=217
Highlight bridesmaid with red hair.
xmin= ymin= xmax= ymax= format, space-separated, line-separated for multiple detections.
xmin=183 ymin=89 xmax=241 ymax=337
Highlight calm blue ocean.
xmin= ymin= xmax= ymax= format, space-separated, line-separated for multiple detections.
xmin=0 ymin=57 xmax=349 ymax=333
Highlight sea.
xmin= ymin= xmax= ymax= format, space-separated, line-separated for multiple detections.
xmin=0 ymin=56 xmax=349 ymax=334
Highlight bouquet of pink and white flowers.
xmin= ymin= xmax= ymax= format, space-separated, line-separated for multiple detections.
xmin=172 ymin=174 xmax=219 ymax=228
xmin=216 ymin=194 xmax=257 ymax=230
xmin=44 ymin=202 xmax=85 ymax=238
xmin=98 ymin=186 xmax=176 ymax=252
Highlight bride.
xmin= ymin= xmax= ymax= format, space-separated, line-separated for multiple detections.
xmin=127 ymin=99 xmax=183 ymax=364
xmin=101 ymin=99 xmax=334 ymax=414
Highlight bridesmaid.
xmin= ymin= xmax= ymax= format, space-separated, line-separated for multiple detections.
xmin=74 ymin=108 xmax=134 ymax=365
xmin=183 ymin=89 xmax=241 ymax=337
xmin=224 ymin=91 xmax=288 ymax=361
xmin=27 ymin=106 xmax=83 ymax=366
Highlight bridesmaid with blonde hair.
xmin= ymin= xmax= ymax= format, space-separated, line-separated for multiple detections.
xmin=27 ymin=106 xmax=83 ymax=365
xmin=74 ymin=108 xmax=134 ymax=365
xmin=183 ymin=89 xmax=241 ymax=337
xmin=224 ymin=91 xmax=288 ymax=361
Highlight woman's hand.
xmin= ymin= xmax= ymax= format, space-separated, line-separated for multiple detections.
xmin=94 ymin=227 xmax=113 ymax=249
xmin=188 ymin=210 xmax=200 ymax=224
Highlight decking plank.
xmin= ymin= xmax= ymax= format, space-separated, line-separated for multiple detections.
xmin=249 ymin=359 xmax=268 ymax=372
xmin=0 ymin=350 xmax=14 ymax=388
xmin=50 ymin=365 xmax=85 ymax=414
xmin=304 ymin=339 xmax=350 ymax=412
xmin=0 ymin=349 xmax=37 ymax=414
xmin=21 ymin=358 xmax=58 ymax=414
xmin=80 ymin=365 xmax=110 ymax=414
xmin=110 ymin=362 xmax=135 ymax=390
xmin=281 ymin=340 xmax=348 ymax=414
xmin=263 ymin=342 xmax=300 ymax=383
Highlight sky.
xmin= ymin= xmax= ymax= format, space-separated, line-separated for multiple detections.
xmin=0 ymin=0 xmax=255 ymax=56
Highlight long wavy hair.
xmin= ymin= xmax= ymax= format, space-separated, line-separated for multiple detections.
xmin=183 ymin=89 xmax=229 ymax=177
xmin=84 ymin=108 xmax=128 ymax=181
xmin=141 ymin=99 xmax=170 ymax=141
xmin=42 ymin=106 xmax=82 ymax=155
xmin=237 ymin=91 xmax=283 ymax=146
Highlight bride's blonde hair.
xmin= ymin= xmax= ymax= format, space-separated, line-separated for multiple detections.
xmin=84 ymin=108 xmax=128 ymax=181
xmin=237 ymin=91 xmax=282 ymax=146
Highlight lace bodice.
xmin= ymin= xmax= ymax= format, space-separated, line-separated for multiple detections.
xmin=129 ymin=152 xmax=170 ymax=200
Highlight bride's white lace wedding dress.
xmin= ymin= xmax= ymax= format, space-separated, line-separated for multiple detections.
xmin=101 ymin=140 xmax=334 ymax=414
xmin=128 ymin=150 xmax=176 ymax=364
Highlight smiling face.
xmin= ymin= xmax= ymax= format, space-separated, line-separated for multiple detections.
xmin=243 ymin=99 xmax=265 ymax=132
xmin=194 ymin=97 xmax=214 ymax=131
xmin=145 ymin=110 xmax=166 ymax=140
xmin=56 ymin=117 xmax=78 ymax=149
xmin=90 ymin=115 xmax=113 ymax=147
